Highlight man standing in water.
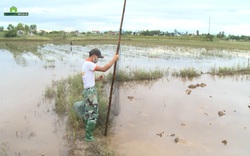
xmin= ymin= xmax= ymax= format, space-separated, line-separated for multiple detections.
xmin=74 ymin=48 xmax=119 ymax=142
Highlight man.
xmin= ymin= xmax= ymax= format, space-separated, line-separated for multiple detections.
xmin=73 ymin=48 xmax=119 ymax=142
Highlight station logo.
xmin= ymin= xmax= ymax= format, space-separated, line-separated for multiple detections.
xmin=4 ymin=6 xmax=29 ymax=16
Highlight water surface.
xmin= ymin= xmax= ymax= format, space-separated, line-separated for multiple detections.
xmin=0 ymin=42 xmax=249 ymax=155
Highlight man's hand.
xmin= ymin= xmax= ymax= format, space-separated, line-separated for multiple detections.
xmin=113 ymin=54 xmax=119 ymax=62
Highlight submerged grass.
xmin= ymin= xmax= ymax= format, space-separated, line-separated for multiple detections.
xmin=172 ymin=67 xmax=201 ymax=78
xmin=172 ymin=64 xmax=250 ymax=79
xmin=106 ymin=68 xmax=165 ymax=82
xmin=209 ymin=64 xmax=250 ymax=76
xmin=0 ymin=141 xmax=8 ymax=156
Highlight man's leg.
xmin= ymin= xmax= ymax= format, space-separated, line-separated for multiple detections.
xmin=84 ymin=87 xmax=99 ymax=142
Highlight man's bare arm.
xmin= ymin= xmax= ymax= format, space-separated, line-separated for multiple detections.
xmin=95 ymin=55 xmax=119 ymax=72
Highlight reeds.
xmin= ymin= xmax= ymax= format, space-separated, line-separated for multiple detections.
xmin=106 ymin=68 xmax=165 ymax=82
xmin=172 ymin=67 xmax=201 ymax=78
xmin=209 ymin=64 xmax=250 ymax=76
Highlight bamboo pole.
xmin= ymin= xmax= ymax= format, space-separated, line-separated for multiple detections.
xmin=104 ymin=0 xmax=126 ymax=136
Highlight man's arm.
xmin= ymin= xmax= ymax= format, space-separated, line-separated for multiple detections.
xmin=95 ymin=55 xmax=119 ymax=72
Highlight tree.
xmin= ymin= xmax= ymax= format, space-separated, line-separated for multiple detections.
xmin=16 ymin=23 xmax=24 ymax=31
xmin=30 ymin=24 xmax=37 ymax=34
xmin=217 ymin=31 xmax=225 ymax=39
xmin=24 ymin=24 xmax=30 ymax=33
xmin=7 ymin=24 xmax=15 ymax=30
xmin=206 ymin=33 xmax=214 ymax=41
xmin=196 ymin=30 xmax=199 ymax=36
xmin=0 ymin=26 xmax=4 ymax=31
xmin=5 ymin=24 xmax=17 ymax=37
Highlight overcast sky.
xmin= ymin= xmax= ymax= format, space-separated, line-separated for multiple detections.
xmin=1 ymin=0 xmax=250 ymax=35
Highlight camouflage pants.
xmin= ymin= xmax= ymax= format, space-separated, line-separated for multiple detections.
xmin=83 ymin=86 xmax=99 ymax=123
xmin=73 ymin=86 xmax=99 ymax=124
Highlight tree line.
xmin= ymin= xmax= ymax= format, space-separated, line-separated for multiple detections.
xmin=1 ymin=23 xmax=250 ymax=41
xmin=131 ymin=29 xmax=250 ymax=41
xmin=0 ymin=23 xmax=37 ymax=37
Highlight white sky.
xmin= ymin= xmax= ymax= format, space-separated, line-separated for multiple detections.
xmin=1 ymin=0 xmax=250 ymax=35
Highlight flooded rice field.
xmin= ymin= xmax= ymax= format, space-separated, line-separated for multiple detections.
xmin=0 ymin=42 xmax=250 ymax=155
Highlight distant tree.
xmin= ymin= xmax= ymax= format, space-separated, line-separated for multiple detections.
xmin=5 ymin=24 xmax=17 ymax=37
xmin=206 ymin=33 xmax=214 ymax=41
xmin=30 ymin=24 xmax=37 ymax=34
xmin=38 ymin=30 xmax=46 ymax=36
xmin=240 ymin=35 xmax=250 ymax=41
xmin=196 ymin=30 xmax=199 ymax=36
xmin=140 ymin=30 xmax=161 ymax=36
xmin=16 ymin=23 xmax=25 ymax=31
xmin=7 ymin=24 xmax=15 ymax=30
xmin=24 ymin=24 xmax=30 ymax=33
xmin=216 ymin=31 xmax=225 ymax=39
xmin=0 ymin=26 xmax=4 ymax=31
xmin=123 ymin=31 xmax=132 ymax=35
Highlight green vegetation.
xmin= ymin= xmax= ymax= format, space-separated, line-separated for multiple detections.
xmin=172 ymin=67 xmax=201 ymax=79
xmin=209 ymin=64 xmax=250 ymax=76
xmin=86 ymin=142 xmax=117 ymax=156
xmin=106 ymin=68 xmax=165 ymax=82
xmin=171 ymin=64 xmax=250 ymax=79
xmin=0 ymin=141 xmax=8 ymax=156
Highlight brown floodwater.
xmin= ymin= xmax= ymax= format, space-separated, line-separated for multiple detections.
xmin=108 ymin=75 xmax=250 ymax=156
xmin=0 ymin=42 xmax=249 ymax=155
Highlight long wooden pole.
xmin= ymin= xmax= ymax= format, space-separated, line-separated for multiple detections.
xmin=104 ymin=0 xmax=126 ymax=136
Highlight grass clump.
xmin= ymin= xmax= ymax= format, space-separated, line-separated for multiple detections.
xmin=107 ymin=68 xmax=165 ymax=81
xmin=172 ymin=67 xmax=201 ymax=78
xmin=209 ymin=64 xmax=250 ymax=76
xmin=86 ymin=142 xmax=117 ymax=156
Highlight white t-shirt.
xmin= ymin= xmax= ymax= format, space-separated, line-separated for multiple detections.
xmin=82 ymin=60 xmax=97 ymax=89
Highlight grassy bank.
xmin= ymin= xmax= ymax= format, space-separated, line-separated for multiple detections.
xmin=1 ymin=34 xmax=250 ymax=50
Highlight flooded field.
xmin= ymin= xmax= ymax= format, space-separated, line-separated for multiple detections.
xmin=109 ymin=75 xmax=250 ymax=156
xmin=0 ymin=42 xmax=249 ymax=155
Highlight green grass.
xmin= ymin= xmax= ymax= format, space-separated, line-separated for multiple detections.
xmin=1 ymin=34 xmax=250 ymax=50
xmin=106 ymin=68 xmax=165 ymax=81
xmin=172 ymin=67 xmax=201 ymax=78
xmin=209 ymin=64 xmax=250 ymax=76
xmin=86 ymin=141 xmax=117 ymax=156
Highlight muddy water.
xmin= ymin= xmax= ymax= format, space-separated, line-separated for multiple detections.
xmin=109 ymin=75 xmax=250 ymax=156
xmin=0 ymin=48 xmax=72 ymax=155
xmin=0 ymin=42 xmax=249 ymax=155
xmin=0 ymin=43 xmax=87 ymax=156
